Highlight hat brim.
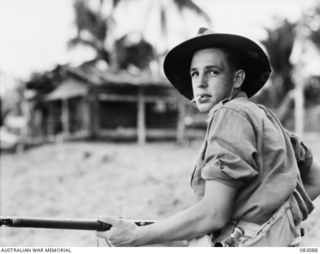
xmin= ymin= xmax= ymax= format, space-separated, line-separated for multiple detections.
xmin=163 ymin=33 xmax=271 ymax=99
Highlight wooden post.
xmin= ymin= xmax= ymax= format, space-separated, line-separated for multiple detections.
xmin=62 ymin=99 xmax=69 ymax=139
xmin=137 ymin=86 xmax=146 ymax=144
xmin=176 ymin=97 xmax=186 ymax=143
xmin=47 ymin=102 xmax=54 ymax=137
xmin=81 ymin=96 xmax=90 ymax=135
xmin=88 ymin=91 xmax=99 ymax=139
xmin=294 ymin=79 xmax=304 ymax=138
xmin=291 ymin=23 xmax=306 ymax=138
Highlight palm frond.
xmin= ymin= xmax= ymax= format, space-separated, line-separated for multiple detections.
xmin=73 ymin=0 xmax=108 ymax=42
xmin=112 ymin=0 xmax=123 ymax=9
xmin=261 ymin=20 xmax=295 ymax=74
xmin=160 ymin=6 xmax=168 ymax=37
xmin=173 ymin=0 xmax=211 ymax=24
xmin=114 ymin=35 xmax=155 ymax=70
xmin=67 ymin=37 xmax=98 ymax=50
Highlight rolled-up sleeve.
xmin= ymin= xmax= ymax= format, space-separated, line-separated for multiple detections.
xmin=286 ymin=131 xmax=313 ymax=179
xmin=201 ymin=108 xmax=259 ymax=189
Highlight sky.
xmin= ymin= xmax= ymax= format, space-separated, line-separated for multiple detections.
xmin=0 ymin=0 xmax=317 ymax=84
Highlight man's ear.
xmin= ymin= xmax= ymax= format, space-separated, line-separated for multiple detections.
xmin=233 ymin=70 xmax=246 ymax=88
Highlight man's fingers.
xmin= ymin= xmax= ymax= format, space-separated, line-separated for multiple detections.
xmin=98 ymin=215 xmax=118 ymax=225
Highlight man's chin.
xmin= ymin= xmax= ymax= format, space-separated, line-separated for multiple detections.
xmin=196 ymin=98 xmax=222 ymax=113
xmin=197 ymin=104 xmax=212 ymax=113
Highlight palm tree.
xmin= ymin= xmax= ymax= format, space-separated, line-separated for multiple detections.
xmin=68 ymin=0 xmax=111 ymax=63
xmin=257 ymin=3 xmax=320 ymax=129
xmin=68 ymin=0 xmax=211 ymax=71
xmin=139 ymin=0 xmax=211 ymax=50
xmin=114 ymin=34 xmax=155 ymax=70
xmin=250 ymin=19 xmax=297 ymax=127
xmin=258 ymin=19 xmax=296 ymax=108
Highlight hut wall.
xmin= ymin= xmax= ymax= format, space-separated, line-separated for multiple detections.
xmin=145 ymin=101 xmax=178 ymax=129
xmin=96 ymin=85 xmax=178 ymax=129
xmin=98 ymin=101 xmax=137 ymax=129
xmin=29 ymin=96 xmax=90 ymax=140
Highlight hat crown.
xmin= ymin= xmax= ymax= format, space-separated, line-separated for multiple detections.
xmin=197 ymin=27 xmax=214 ymax=35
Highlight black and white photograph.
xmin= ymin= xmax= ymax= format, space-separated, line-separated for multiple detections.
xmin=0 ymin=0 xmax=320 ymax=249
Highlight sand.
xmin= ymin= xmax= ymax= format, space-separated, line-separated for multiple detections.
xmin=1 ymin=134 xmax=319 ymax=246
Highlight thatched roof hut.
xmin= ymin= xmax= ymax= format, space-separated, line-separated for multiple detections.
xmin=28 ymin=66 xmax=187 ymax=144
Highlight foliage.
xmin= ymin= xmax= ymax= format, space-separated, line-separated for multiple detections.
xmin=0 ymin=82 xmax=26 ymax=126
xmin=303 ymin=2 xmax=320 ymax=50
xmin=305 ymin=76 xmax=320 ymax=107
xmin=257 ymin=20 xmax=296 ymax=108
xmin=114 ymin=34 xmax=155 ymax=70
xmin=68 ymin=0 xmax=111 ymax=63
xmin=68 ymin=0 xmax=210 ymax=72
xmin=257 ymin=0 xmax=320 ymax=108
xmin=25 ymin=65 xmax=67 ymax=94
xmin=157 ymin=0 xmax=211 ymax=38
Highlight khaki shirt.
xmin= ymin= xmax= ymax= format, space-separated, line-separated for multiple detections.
xmin=191 ymin=92 xmax=314 ymax=225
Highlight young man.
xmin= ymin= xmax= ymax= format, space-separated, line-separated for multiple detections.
xmin=96 ymin=28 xmax=320 ymax=246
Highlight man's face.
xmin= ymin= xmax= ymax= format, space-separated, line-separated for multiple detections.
xmin=190 ymin=48 xmax=236 ymax=113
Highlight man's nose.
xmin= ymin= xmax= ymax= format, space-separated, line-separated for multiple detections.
xmin=198 ymin=74 xmax=208 ymax=88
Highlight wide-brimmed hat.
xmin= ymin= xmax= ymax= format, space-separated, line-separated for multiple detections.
xmin=163 ymin=28 xmax=271 ymax=99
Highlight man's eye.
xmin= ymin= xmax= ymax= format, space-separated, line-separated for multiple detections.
xmin=207 ymin=70 xmax=218 ymax=77
xmin=190 ymin=72 xmax=199 ymax=77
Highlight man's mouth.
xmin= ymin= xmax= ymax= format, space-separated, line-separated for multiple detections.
xmin=191 ymin=94 xmax=211 ymax=103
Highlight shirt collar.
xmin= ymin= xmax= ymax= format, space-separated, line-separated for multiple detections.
xmin=207 ymin=91 xmax=248 ymax=121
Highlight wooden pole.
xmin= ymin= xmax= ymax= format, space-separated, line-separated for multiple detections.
xmin=81 ymin=96 xmax=90 ymax=134
xmin=294 ymin=79 xmax=305 ymax=138
xmin=47 ymin=103 xmax=53 ymax=137
xmin=62 ymin=99 xmax=69 ymax=140
xmin=176 ymin=97 xmax=186 ymax=143
xmin=137 ymin=86 xmax=146 ymax=144
xmin=291 ymin=27 xmax=305 ymax=139
xmin=88 ymin=91 xmax=99 ymax=139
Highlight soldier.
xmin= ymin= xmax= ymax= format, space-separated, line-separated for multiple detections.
xmin=97 ymin=28 xmax=320 ymax=246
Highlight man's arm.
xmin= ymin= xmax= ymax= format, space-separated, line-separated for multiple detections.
xmin=97 ymin=180 xmax=236 ymax=246
xmin=135 ymin=180 xmax=236 ymax=245
xmin=301 ymin=160 xmax=320 ymax=200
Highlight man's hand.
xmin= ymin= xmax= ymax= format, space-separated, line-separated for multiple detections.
xmin=96 ymin=216 xmax=141 ymax=246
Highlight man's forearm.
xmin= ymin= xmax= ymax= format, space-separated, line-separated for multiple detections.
xmin=133 ymin=200 xmax=226 ymax=246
